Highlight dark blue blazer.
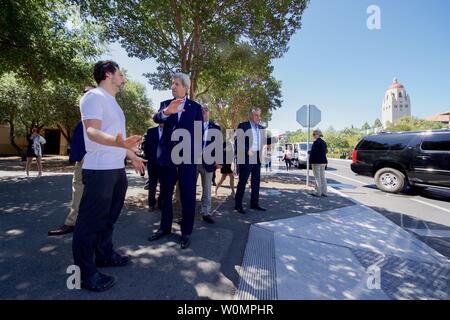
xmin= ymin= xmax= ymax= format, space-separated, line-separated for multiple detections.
xmin=69 ymin=121 xmax=86 ymax=163
xmin=142 ymin=126 xmax=161 ymax=166
xmin=202 ymin=121 xmax=222 ymax=172
xmin=309 ymin=138 xmax=328 ymax=164
xmin=153 ymin=98 xmax=203 ymax=166
xmin=235 ymin=121 xmax=272 ymax=164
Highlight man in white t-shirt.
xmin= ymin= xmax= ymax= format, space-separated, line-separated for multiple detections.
xmin=72 ymin=60 xmax=147 ymax=292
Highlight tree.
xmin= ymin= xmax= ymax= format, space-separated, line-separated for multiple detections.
xmin=0 ymin=0 xmax=104 ymax=83
xmin=385 ymin=116 xmax=447 ymax=132
xmin=361 ymin=122 xmax=371 ymax=131
xmin=286 ymin=129 xmax=307 ymax=143
xmin=78 ymin=0 xmax=309 ymax=100
xmin=199 ymin=44 xmax=282 ymax=129
xmin=0 ymin=73 xmax=26 ymax=155
xmin=373 ymin=118 xmax=382 ymax=128
xmin=116 ymin=80 xmax=154 ymax=136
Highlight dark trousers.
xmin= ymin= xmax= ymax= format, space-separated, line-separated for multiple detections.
xmin=159 ymin=164 xmax=197 ymax=235
xmin=147 ymin=163 xmax=160 ymax=207
xmin=72 ymin=169 xmax=128 ymax=280
xmin=235 ymin=163 xmax=261 ymax=208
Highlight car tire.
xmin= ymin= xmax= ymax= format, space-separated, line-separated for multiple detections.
xmin=374 ymin=167 xmax=406 ymax=194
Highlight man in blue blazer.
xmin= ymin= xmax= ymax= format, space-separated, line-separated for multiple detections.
xmin=197 ymin=105 xmax=222 ymax=224
xmin=142 ymin=123 xmax=164 ymax=211
xmin=234 ymin=108 xmax=273 ymax=214
xmin=148 ymin=73 xmax=203 ymax=249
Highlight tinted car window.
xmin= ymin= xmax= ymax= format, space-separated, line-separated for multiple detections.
xmin=358 ymin=134 xmax=414 ymax=151
xmin=421 ymin=133 xmax=450 ymax=151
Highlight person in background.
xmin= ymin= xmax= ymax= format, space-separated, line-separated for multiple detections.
xmin=142 ymin=123 xmax=164 ymax=211
xmin=309 ymin=129 xmax=328 ymax=197
xmin=284 ymin=147 xmax=292 ymax=171
xmin=48 ymin=87 xmax=94 ymax=236
xmin=234 ymin=108 xmax=272 ymax=214
xmin=215 ymin=133 xmax=236 ymax=197
xmin=196 ymin=105 xmax=221 ymax=224
xmin=264 ymin=144 xmax=272 ymax=172
xmin=25 ymin=127 xmax=46 ymax=177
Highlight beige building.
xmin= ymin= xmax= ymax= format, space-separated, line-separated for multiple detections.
xmin=425 ymin=110 xmax=450 ymax=126
xmin=381 ymin=78 xmax=411 ymax=127
xmin=0 ymin=124 xmax=69 ymax=156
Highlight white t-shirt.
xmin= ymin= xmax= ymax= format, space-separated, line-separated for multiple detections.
xmin=80 ymin=87 xmax=127 ymax=170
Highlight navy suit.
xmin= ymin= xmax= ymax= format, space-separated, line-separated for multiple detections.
xmin=202 ymin=121 xmax=222 ymax=172
xmin=235 ymin=121 xmax=271 ymax=208
xmin=142 ymin=126 xmax=162 ymax=207
xmin=153 ymin=98 xmax=203 ymax=236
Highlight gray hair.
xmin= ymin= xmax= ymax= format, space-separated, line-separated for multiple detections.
xmin=313 ymin=129 xmax=323 ymax=137
xmin=249 ymin=107 xmax=262 ymax=117
xmin=172 ymin=72 xmax=191 ymax=94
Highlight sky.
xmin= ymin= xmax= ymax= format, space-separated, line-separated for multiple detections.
xmin=101 ymin=0 xmax=450 ymax=132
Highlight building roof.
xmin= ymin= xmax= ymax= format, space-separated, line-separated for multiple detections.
xmin=388 ymin=77 xmax=404 ymax=90
xmin=425 ymin=110 xmax=450 ymax=122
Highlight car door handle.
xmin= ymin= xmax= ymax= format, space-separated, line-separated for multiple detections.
xmin=417 ymin=155 xmax=430 ymax=160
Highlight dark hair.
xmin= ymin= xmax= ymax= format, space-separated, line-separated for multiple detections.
xmin=93 ymin=60 xmax=119 ymax=84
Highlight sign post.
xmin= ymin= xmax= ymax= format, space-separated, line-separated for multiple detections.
xmin=296 ymin=105 xmax=321 ymax=186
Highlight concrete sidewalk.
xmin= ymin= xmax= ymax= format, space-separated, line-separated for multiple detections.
xmin=236 ymin=200 xmax=450 ymax=300
xmin=0 ymin=170 xmax=352 ymax=299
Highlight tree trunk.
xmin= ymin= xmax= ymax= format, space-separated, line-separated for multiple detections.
xmin=6 ymin=120 xmax=25 ymax=159
xmin=57 ymin=124 xmax=71 ymax=143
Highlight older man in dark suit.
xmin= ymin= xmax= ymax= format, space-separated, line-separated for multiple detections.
xmin=234 ymin=108 xmax=274 ymax=214
xmin=148 ymin=73 xmax=203 ymax=249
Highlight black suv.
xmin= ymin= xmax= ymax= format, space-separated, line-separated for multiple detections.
xmin=351 ymin=129 xmax=450 ymax=193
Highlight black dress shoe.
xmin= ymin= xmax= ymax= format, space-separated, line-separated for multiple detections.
xmin=309 ymin=193 xmax=321 ymax=198
xmin=148 ymin=229 xmax=171 ymax=241
xmin=48 ymin=224 xmax=75 ymax=236
xmin=202 ymin=215 xmax=215 ymax=224
xmin=234 ymin=206 xmax=246 ymax=214
xmin=96 ymin=251 xmax=130 ymax=268
xmin=250 ymin=205 xmax=267 ymax=211
xmin=81 ymin=272 xmax=115 ymax=292
xmin=148 ymin=205 xmax=156 ymax=212
xmin=180 ymin=234 xmax=191 ymax=249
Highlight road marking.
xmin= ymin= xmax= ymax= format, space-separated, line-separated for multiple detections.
xmin=326 ymin=172 xmax=366 ymax=185
xmin=328 ymin=163 xmax=350 ymax=168
xmin=329 ymin=158 xmax=352 ymax=163
xmin=411 ymin=199 xmax=450 ymax=214
xmin=407 ymin=228 xmax=450 ymax=238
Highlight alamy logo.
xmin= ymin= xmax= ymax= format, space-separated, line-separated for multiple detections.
xmin=66 ymin=265 xmax=81 ymax=290
xmin=366 ymin=265 xmax=381 ymax=289
xmin=366 ymin=255 xmax=384 ymax=290
xmin=367 ymin=5 xmax=381 ymax=30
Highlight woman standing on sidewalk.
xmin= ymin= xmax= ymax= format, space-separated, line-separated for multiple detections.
xmin=284 ymin=147 xmax=293 ymax=171
xmin=26 ymin=127 xmax=46 ymax=177
xmin=264 ymin=145 xmax=272 ymax=172
xmin=309 ymin=129 xmax=328 ymax=197
xmin=215 ymin=137 xmax=236 ymax=197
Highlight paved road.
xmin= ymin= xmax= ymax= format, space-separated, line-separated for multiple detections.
xmin=322 ymin=159 xmax=450 ymax=259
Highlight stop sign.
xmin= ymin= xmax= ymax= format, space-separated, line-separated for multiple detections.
xmin=296 ymin=105 xmax=321 ymax=127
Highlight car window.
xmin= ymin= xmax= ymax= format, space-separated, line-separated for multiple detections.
xmin=421 ymin=133 xmax=450 ymax=151
xmin=358 ymin=135 xmax=414 ymax=151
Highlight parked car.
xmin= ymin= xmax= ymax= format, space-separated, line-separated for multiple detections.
xmin=351 ymin=129 xmax=450 ymax=193
xmin=291 ymin=142 xmax=312 ymax=168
